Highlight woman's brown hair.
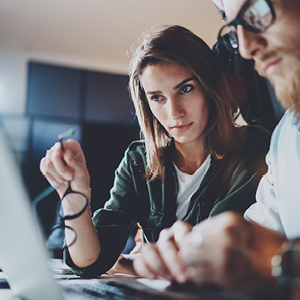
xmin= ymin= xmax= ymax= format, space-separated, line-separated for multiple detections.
xmin=129 ymin=25 xmax=237 ymax=182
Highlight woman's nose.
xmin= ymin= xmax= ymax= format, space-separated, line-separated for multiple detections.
xmin=169 ymin=98 xmax=185 ymax=120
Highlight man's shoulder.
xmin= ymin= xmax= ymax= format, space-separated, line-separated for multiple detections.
xmin=277 ymin=109 xmax=300 ymax=129
xmin=271 ymin=109 xmax=299 ymax=138
xmin=269 ymin=109 xmax=300 ymax=152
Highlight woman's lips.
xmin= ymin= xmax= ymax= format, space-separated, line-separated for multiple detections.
xmin=171 ymin=122 xmax=193 ymax=133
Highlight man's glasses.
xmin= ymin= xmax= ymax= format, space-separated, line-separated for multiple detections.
xmin=217 ymin=0 xmax=276 ymax=51
xmin=33 ymin=128 xmax=88 ymax=251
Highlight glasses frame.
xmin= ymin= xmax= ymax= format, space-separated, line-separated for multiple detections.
xmin=217 ymin=0 xmax=276 ymax=51
xmin=47 ymin=182 xmax=88 ymax=249
xmin=58 ymin=182 xmax=89 ymax=220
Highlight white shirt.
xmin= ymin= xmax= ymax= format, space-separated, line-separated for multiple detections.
xmin=173 ymin=154 xmax=211 ymax=220
xmin=244 ymin=109 xmax=300 ymax=239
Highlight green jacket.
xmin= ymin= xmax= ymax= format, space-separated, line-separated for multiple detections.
xmin=65 ymin=125 xmax=270 ymax=277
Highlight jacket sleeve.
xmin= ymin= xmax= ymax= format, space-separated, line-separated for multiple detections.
xmin=209 ymin=126 xmax=271 ymax=217
xmin=64 ymin=143 xmax=144 ymax=277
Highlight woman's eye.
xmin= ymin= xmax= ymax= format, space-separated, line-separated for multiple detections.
xmin=180 ymin=85 xmax=193 ymax=94
xmin=151 ymin=95 xmax=162 ymax=101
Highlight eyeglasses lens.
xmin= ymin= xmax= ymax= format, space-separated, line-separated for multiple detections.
xmin=219 ymin=0 xmax=273 ymax=50
xmin=220 ymin=26 xmax=238 ymax=50
xmin=242 ymin=0 xmax=273 ymax=32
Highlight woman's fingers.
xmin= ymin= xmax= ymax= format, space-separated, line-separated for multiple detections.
xmin=133 ymin=244 xmax=172 ymax=280
xmin=50 ymin=142 xmax=74 ymax=181
xmin=157 ymin=229 xmax=188 ymax=283
xmin=40 ymin=151 xmax=64 ymax=184
xmin=135 ymin=222 xmax=193 ymax=283
xmin=40 ymin=139 xmax=90 ymax=196
xmin=171 ymin=221 xmax=193 ymax=248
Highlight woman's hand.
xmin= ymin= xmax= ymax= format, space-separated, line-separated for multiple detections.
xmin=40 ymin=139 xmax=90 ymax=200
xmin=133 ymin=221 xmax=192 ymax=283
xmin=107 ymin=254 xmax=137 ymax=276
xmin=40 ymin=139 xmax=100 ymax=269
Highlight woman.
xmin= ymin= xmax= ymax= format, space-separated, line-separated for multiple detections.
xmin=40 ymin=25 xmax=270 ymax=278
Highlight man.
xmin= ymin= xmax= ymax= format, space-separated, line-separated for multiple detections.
xmin=133 ymin=0 xmax=300 ymax=297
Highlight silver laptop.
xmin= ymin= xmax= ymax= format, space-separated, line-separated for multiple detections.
xmin=0 ymin=126 xmax=64 ymax=300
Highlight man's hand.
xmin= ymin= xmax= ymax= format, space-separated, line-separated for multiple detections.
xmin=178 ymin=212 xmax=286 ymax=294
xmin=133 ymin=212 xmax=286 ymax=296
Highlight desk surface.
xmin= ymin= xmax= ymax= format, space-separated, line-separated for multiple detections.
xmin=0 ymin=259 xmax=281 ymax=300
xmin=0 ymin=277 xmax=256 ymax=300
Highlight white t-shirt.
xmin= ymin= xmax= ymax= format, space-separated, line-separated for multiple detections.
xmin=173 ymin=154 xmax=211 ymax=220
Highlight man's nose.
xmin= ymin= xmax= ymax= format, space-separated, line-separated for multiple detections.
xmin=237 ymin=25 xmax=267 ymax=60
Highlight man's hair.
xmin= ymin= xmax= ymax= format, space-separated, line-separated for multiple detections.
xmin=129 ymin=25 xmax=237 ymax=182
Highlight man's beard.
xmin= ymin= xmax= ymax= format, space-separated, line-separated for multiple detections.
xmin=255 ymin=50 xmax=300 ymax=115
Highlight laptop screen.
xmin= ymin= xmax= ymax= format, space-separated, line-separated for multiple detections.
xmin=0 ymin=127 xmax=64 ymax=300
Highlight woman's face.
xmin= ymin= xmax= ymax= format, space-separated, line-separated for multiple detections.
xmin=141 ymin=61 xmax=210 ymax=147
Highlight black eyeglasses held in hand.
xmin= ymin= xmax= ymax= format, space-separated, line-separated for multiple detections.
xmin=33 ymin=128 xmax=88 ymax=251
xmin=217 ymin=0 xmax=276 ymax=51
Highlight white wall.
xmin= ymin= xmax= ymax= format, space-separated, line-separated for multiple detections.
xmin=0 ymin=47 xmax=28 ymax=115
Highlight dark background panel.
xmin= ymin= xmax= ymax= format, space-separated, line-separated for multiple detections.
xmin=81 ymin=122 xmax=139 ymax=213
xmin=85 ymin=71 xmax=135 ymax=124
xmin=29 ymin=120 xmax=82 ymax=171
xmin=26 ymin=62 xmax=82 ymax=119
